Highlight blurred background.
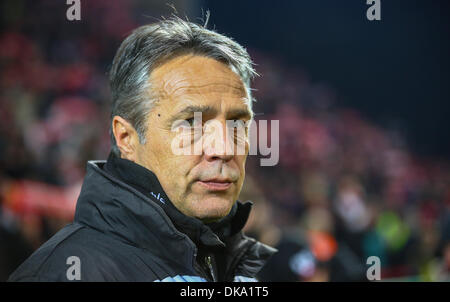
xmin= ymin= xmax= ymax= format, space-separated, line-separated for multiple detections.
xmin=0 ymin=0 xmax=449 ymax=281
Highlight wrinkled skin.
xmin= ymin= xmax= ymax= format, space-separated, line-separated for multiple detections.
xmin=113 ymin=54 xmax=252 ymax=222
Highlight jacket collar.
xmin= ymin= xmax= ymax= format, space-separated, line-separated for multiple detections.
xmin=74 ymin=160 xmax=277 ymax=278
xmin=102 ymin=153 xmax=250 ymax=249
xmin=74 ymin=160 xmax=253 ymax=261
xmin=74 ymin=161 xmax=197 ymax=266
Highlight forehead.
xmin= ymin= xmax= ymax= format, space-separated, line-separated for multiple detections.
xmin=149 ymin=54 xmax=249 ymax=110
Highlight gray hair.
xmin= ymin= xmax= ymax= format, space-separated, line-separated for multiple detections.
xmin=108 ymin=16 xmax=257 ymax=157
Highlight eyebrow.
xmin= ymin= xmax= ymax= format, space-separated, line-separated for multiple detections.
xmin=177 ymin=105 xmax=217 ymax=116
xmin=227 ymin=108 xmax=253 ymax=120
xmin=167 ymin=104 xmax=253 ymax=126
xmin=167 ymin=105 xmax=217 ymax=126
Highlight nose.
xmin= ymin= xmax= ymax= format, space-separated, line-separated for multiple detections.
xmin=203 ymin=119 xmax=234 ymax=162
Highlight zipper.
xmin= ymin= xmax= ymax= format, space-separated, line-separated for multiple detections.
xmin=205 ymin=255 xmax=216 ymax=282
xmin=193 ymin=253 xmax=217 ymax=282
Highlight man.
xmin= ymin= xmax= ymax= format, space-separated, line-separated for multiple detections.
xmin=8 ymin=17 xmax=276 ymax=282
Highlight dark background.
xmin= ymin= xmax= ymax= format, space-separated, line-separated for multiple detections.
xmin=204 ymin=0 xmax=450 ymax=159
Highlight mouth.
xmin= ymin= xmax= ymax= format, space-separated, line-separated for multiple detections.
xmin=197 ymin=178 xmax=233 ymax=191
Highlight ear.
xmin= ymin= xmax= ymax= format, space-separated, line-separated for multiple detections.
xmin=112 ymin=116 xmax=140 ymax=162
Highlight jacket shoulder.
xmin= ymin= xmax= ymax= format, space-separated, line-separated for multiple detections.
xmin=8 ymin=223 xmax=125 ymax=282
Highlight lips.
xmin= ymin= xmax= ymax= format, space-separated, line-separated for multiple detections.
xmin=197 ymin=178 xmax=233 ymax=191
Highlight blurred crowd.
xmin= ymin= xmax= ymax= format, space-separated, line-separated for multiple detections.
xmin=0 ymin=0 xmax=449 ymax=281
xmin=242 ymin=53 xmax=450 ymax=281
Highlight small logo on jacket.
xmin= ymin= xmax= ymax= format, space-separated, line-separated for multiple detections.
xmin=150 ymin=191 xmax=165 ymax=204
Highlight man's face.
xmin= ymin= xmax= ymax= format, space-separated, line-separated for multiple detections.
xmin=134 ymin=54 xmax=252 ymax=222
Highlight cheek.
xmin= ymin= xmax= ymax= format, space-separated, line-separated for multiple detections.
xmin=235 ymin=154 xmax=248 ymax=171
xmin=164 ymin=154 xmax=202 ymax=190
xmin=157 ymin=130 xmax=201 ymax=174
xmin=231 ymin=155 xmax=247 ymax=191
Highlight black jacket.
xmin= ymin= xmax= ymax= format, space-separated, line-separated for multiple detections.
xmin=8 ymin=157 xmax=276 ymax=282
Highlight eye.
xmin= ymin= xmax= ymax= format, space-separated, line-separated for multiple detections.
xmin=236 ymin=119 xmax=246 ymax=125
xmin=227 ymin=119 xmax=247 ymax=128
xmin=185 ymin=117 xmax=195 ymax=126
xmin=227 ymin=120 xmax=248 ymax=138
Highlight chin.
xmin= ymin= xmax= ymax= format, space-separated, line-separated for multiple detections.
xmin=191 ymin=195 xmax=235 ymax=223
